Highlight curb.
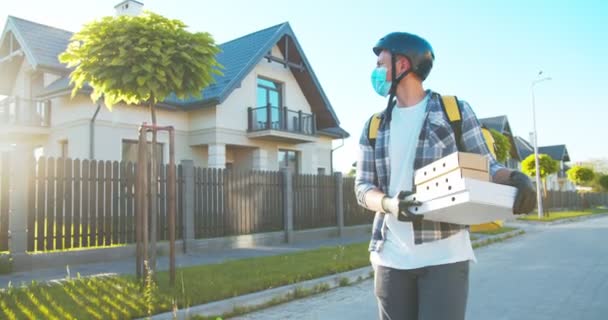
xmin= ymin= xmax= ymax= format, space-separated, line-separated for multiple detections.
xmin=143 ymin=267 xmax=373 ymax=320
xmin=470 ymin=229 xmax=525 ymax=248
xmin=515 ymin=212 xmax=608 ymax=226
xmin=144 ymin=229 xmax=526 ymax=320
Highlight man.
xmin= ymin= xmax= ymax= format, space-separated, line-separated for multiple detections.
xmin=355 ymin=32 xmax=536 ymax=320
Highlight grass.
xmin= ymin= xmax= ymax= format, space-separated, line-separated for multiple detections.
xmin=0 ymin=242 xmax=370 ymax=319
xmin=471 ymin=227 xmax=518 ymax=236
xmin=472 ymin=230 xmax=525 ymax=249
xmin=517 ymin=208 xmax=607 ymax=222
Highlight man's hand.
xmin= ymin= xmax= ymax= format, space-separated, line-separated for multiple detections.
xmin=507 ymin=171 xmax=537 ymax=214
xmin=381 ymin=191 xmax=422 ymax=220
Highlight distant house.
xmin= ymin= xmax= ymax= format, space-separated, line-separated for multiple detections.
xmin=539 ymin=144 xmax=574 ymax=191
xmin=478 ymin=115 xmax=521 ymax=169
xmin=514 ymin=136 xmax=574 ymax=191
xmin=0 ymin=1 xmax=349 ymax=174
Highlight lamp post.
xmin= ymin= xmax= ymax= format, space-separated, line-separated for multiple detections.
xmin=531 ymin=74 xmax=551 ymax=219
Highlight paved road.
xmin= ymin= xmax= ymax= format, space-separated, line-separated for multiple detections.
xmin=235 ymin=216 xmax=608 ymax=320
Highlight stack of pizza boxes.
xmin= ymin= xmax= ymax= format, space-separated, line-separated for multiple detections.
xmin=404 ymin=152 xmax=517 ymax=225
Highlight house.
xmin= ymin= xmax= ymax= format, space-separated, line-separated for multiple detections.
xmin=538 ymin=144 xmax=574 ymax=191
xmin=478 ymin=115 xmax=521 ymax=169
xmin=513 ymin=136 xmax=575 ymax=191
xmin=0 ymin=1 xmax=349 ymax=175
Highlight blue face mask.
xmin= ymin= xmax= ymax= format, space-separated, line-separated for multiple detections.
xmin=371 ymin=67 xmax=392 ymax=97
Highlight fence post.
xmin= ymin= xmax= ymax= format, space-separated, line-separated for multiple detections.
xmin=335 ymin=172 xmax=344 ymax=237
xmin=181 ymin=160 xmax=195 ymax=253
xmin=282 ymin=168 xmax=294 ymax=243
xmin=9 ymin=145 xmax=34 ymax=261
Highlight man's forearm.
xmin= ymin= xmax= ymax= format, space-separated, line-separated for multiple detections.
xmin=364 ymin=189 xmax=388 ymax=213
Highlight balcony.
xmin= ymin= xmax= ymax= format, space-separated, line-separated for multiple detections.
xmin=0 ymin=96 xmax=50 ymax=140
xmin=247 ymin=105 xmax=317 ymax=143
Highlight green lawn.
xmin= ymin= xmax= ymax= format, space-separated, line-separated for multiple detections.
xmin=471 ymin=227 xmax=518 ymax=235
xmin=518 ymin=208 xmax=607 ymax=222
xmin=0 ymin=242 xmax=370 ymax=319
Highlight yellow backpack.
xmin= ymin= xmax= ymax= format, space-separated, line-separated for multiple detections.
xmin=367 ymin=95 xmax=497 ymax=157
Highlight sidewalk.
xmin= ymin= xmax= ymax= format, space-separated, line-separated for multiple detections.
xmin=0 ymin=222 xmax=536 ymax=289
xmin=0 ymin=234 xmax=370 ymax=288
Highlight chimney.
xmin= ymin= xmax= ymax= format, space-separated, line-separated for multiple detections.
xmin=114 ymin=0 xmax=144 ymax=17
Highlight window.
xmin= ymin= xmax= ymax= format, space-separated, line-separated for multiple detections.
xmin=121 ymin=140 xmax=163 ymax=164
xmin=317 ymin=167 xmax=326 ymax=175
xmin=59 ymin=140 xmax=68 ymax=159
xmin=278 ymin=149 xmax=298 ymax=175
xmin=257 ymin=77 xmax=282 ymax=129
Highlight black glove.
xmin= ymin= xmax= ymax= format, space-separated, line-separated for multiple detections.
xmin=507 ymin=171 xmax=537 ymax=214
xmin=381 ymin=191 xmax=423 ymax=221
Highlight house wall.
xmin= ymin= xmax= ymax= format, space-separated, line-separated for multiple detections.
xmin=8 ymin=39 xmax=335 ymax=174
xmin=10 ymin=59 xmax=32 ymax=98
xmin=215 ymin=45 xmax=312 ymax=133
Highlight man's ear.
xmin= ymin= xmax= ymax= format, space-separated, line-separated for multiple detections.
xmin=395 ymin=56 xmax=411 ymax=74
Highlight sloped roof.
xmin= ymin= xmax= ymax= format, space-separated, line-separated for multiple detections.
xmin=2 ymin=16 xmax=72 ymax=71
xmin=479 ymin=115 xmax=521 ymax=160
xmin=514 ymin=136 xmax=534 ymax=160
xmin=513 ymin=138 xmax=571 ymax=163
xmin=479 ymin=115 xmax=509 ymax=133
xmin=539 ymin=144 xmax=570 ymax=162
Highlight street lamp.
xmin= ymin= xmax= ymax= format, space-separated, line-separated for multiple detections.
xmin=531 ymin=73 xmax=552 ymax=219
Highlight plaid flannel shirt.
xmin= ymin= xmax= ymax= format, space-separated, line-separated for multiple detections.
xmin=355 ymin=91 xmax=504 ymax=251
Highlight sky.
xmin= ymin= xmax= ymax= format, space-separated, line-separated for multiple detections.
xmin=1 ymin=0 xmax=607 ymax=173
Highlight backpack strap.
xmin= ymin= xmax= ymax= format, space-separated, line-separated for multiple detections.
xmin=440 ymin=95 xmax=464 ymax=151
xmin=481 ymin=124 xmax=497 ymax=157
xmin=367 ymin=112 xmax=382 ymax=148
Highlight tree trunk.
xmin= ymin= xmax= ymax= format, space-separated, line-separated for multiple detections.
xmin=149 ymin=101 xmax=158 ymax=273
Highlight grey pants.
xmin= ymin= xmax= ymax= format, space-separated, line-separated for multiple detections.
xmin=374 ymin=260 xmax=470 ymax=320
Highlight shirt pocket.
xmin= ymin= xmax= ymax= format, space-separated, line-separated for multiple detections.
xmin=426 ymin=120 xmax=453 ymax=149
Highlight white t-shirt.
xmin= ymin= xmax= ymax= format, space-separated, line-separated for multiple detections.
xmin=370 ymin=93 xmax=476 ymax=270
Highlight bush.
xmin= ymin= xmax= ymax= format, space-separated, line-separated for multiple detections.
xmin=599 ymin=174 xmax=608 ymax=191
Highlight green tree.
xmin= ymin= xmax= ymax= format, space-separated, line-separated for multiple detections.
xmin=60 ymin=11 xmax=221 ymax=276
xmin=521 ymin=153 xmax=559 ymax=199
xmin=598 ymin=174 xmax=608 ymax=191
xmin=567 ymin=166 xmax=595 ymax=186
xmin=567 ymin=166 xmax=596 ymax=209
xmin=489 ymin=129 xmax=511 ymax=163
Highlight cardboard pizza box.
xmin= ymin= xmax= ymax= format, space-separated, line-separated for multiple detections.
xmin=414 ymin=152 xmax=489 ymax=185
xmin=415 ymin=168 xmax=490 ymax=201
xmin=404 ymin=179 xmax=516 ymax=225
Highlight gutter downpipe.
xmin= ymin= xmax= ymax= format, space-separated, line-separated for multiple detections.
xmin=330 ymin=133 xmax=345 ymax=174
xmin=90 ymin=103 xmax=102 ymax=159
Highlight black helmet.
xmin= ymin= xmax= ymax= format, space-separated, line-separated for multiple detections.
xmin=373 ymin=32 xmax=435 ymax=81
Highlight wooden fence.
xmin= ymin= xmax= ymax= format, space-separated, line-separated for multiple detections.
xmin=193 ymin=168 xmax=283 ymax=238
xmin=343 ymin=177 xmax=374 ymax=226
xmin=3 ymin=152 xmax=608 ymax=254
xmin=293 ymin=174 xmax=337 ymax=230
xmin=29 ymin=157 xmax=183 ymax=252
xmin=544 ymin=190 xmax=608 ymax=211
xmin=0 ymin=152 xmax=9 ymax=251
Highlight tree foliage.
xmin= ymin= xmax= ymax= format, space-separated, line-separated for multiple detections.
xmin=521 ymin=154 xmax=559 ymax=179
xmin=598 ymin=174 xmax=608 ymax=191
xmin=567 ymin=165 xmax=595 ymax=186
xmin=59 ymin=11 xmax=222 ymax=109
xmin=489 ymin=129 xmax=511 ymax=163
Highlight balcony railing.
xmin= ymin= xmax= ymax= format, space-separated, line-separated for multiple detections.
xmin=247 ymin=105 xmax=316 ymax=136
xmin=0 ymin=96 xmax=50 ymax=127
